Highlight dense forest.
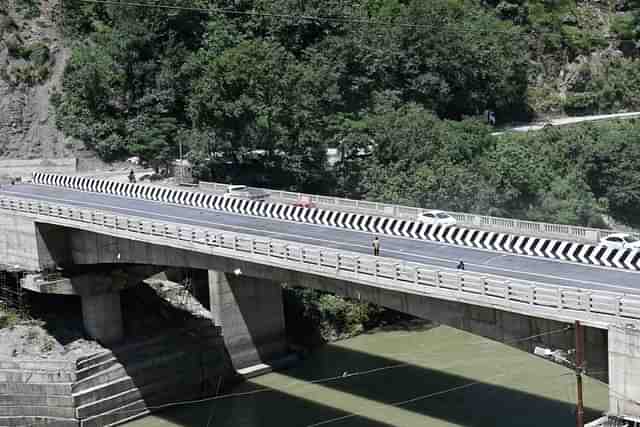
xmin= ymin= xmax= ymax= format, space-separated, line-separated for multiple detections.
xmin=5 ymin=0 xmax=640 ymax=227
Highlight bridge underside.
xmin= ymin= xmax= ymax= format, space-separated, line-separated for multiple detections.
xmin=5 ymin=214 xmax=640 ymax=423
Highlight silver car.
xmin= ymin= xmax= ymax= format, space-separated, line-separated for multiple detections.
xmin=222 ymin=185 xmax=269 ymax=202
xmin=599 ymin=233 xmax=640 ymax=250
xmin=417 ymin=210 xmax=457 ymax=226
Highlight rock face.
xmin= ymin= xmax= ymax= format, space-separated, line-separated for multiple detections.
xmin=0 ymin=0 xmax=84 ymax=159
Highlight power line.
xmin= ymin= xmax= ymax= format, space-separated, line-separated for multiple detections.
xmin=305 ymin=369 xmax=580 ymax=427
xmin=72 ymin=0 xmax=528 ymax=37
xmin=74 ymin=0 xmax=439 ymax=29
xmin=69 ymin=0 xmax=640 ymax=42
xmin=57 ymin=325 xmax=571 ymax=419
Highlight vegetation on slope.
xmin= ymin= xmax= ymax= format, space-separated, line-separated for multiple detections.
xmin=51 ymin=0 xmax=640 ymax=229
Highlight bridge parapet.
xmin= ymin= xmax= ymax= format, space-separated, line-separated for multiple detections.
xmin=2 ymin=195 xmax=640 ymax=330
xmin=198 ymin=181 xmax=619 ymax=244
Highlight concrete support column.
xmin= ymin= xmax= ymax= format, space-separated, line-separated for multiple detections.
xmin=208 ymin=270 xmax=287 ymax=369
xmin=608 ymin=325 xmax=640 ymax=420
xmin=81 ymin=292 xmax=124 ymax=345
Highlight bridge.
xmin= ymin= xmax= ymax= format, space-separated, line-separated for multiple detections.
xmin=1 ymin=174 xmax=639 ymax=425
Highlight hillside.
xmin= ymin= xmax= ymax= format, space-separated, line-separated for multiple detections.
xmin=1 ymin=0 xmax=640 ymax=228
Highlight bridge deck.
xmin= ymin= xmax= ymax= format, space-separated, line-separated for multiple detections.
xmin=2 ymin=184 xmax=639 ymax=295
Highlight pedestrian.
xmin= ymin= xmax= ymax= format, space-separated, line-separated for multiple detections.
xmin=128 ymin=170 xmax=136 ymax=184
xmin=457 ymin=260 xmax=465 ymax=270
xmin=372 ymin=237 xmax=380 ymax=256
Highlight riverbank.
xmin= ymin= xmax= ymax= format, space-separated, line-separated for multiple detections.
xmin=124 ymin=324 xmax=609 ymax=427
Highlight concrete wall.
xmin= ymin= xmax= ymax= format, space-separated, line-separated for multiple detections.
xmin=608 ymin=326 xmax=640 ymax=419
xmin=0 ymin=214 xmax=71 ymax=271
xmin=0 ymin=214 xmax=39 ymax=270
xmin=0 ymin=158 xmax=77 ymax=178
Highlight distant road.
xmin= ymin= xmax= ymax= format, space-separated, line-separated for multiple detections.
xmin=492 ymin=111 xmax=640 ymax=136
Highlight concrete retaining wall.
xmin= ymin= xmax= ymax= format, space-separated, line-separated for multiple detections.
xmin=0 ymin=159 xmax=77 ymax=178
xmin=0 ymin=324 xmax=233 ymax=427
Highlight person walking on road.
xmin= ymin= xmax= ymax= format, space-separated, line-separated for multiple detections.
xmin=128 ymin=170 xmax=136 ymax=184
xmin=372 ymin=237 xmax=380 ymax=256
xmin=457 ymin=260 xmax=465 ymax=270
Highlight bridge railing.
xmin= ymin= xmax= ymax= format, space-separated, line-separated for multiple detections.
xmin=198 ymin=181 xmax=625 ymax=244
xmin=2 ymin=195 xmax=640 ymax=325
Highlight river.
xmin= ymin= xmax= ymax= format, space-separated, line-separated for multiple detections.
xmin=125 ymin=325 xmax=608 ymax=427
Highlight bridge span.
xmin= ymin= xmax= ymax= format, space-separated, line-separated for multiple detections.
xmin=1 ymin=180 xmax=640 ymax=424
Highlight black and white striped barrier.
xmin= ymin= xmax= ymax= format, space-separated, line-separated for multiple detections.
xmin=32 ymin=173 xmax=640 ymax=271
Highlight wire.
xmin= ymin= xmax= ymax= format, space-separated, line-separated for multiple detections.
xmin=74 ymin=0 xmax=439 ymax=29
xmin=60 ymin=325 xmax=571 ymax=418
xmin=72 ymin=0 xmax=529 ymax=38
xmin=305 ymin=369 xmax=580 ymax=427
xmin=384 ymin=325 xmax=571 ymax=360
xmin=69 ymin=0 xmax=640 ymax=42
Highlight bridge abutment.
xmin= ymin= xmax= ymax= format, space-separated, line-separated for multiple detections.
xmin=81 ymin=291 xmax=124 ymax=345
xmin=208 ymin=270 xmax=287 ymax=369
xmin=608 ymin=325 xmax=640 ymax=420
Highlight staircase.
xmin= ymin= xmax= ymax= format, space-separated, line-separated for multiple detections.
xmin=72 ymin=326 xmax=228 ymax=427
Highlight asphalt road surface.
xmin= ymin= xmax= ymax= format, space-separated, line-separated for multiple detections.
xmin=2 ymin=184 xmax=640 ymax=295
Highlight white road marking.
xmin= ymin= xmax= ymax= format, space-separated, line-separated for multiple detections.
xmin=3 ymin=187 xmax=639 ymax=293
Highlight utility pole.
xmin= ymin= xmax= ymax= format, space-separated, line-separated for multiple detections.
xmin=575 ymin=320 xmax=584 ymax=427
xmin=178 ymin=140 xmax=183 ymax=184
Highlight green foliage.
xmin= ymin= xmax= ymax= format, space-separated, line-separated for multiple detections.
xmin=0 ymin=310 xmax=20 ymax=329
xmin=283 ymin=286 xmax=384 ymax=343
xmin=563 ymin=92 xmax=600 ymax=115
xmin=611 ymin=13 xmax=638 ymax=40
xmin=351 ymin=104 xmax=640 ymax=227
xmin=15 ymin=0 xmax=40 ymax=19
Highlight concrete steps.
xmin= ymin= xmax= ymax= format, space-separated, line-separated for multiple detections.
xmin=76 ymin=352 xmax=113 ymax=372
xmin=79 ymin=382 xmax=202 ymax=427
xmin=76 ymin=357 xmax=119 ymax=382
xmin=0 ymin=405 xmax=75 ymax=418
xmin=72 ymin=326 xmax=226 ymax=426
xmin=0 ymin=416 xmax=78 ymax=427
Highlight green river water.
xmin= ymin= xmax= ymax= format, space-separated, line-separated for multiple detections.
xmin=125 ymin=325 xmax=608 ymax=427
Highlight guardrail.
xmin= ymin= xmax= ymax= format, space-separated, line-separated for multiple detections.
xmin=198 ymin=181 xmax=630 ymax=244
xmin=2 ymin=195 xmax=640 ymax=327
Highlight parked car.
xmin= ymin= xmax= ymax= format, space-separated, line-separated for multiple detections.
xmin=599 ymin=233 xmax=640 ymax=250
xmin=293 ymin=195 xmax=316 ymax=209
xmin=222 ymin=185 xmax=269 ymax=202
xmin=417 ymin=210 xmax=457 ymax=226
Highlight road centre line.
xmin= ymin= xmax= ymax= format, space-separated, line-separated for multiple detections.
xmin=2 ymin=189 xmax=638 ymax=294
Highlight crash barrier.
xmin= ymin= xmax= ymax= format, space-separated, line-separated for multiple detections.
xmin=198 ymin=181 xmax=627 ymax=244
xmin=31 ymin=173 xmax=640 ymax=271
xmin=2 ymin=194 xmax=639 ymax=328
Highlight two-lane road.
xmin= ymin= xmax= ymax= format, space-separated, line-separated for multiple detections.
xmin=2 ymin=184 xmax=640 ymax=295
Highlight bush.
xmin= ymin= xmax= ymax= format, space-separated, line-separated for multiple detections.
xmin=611 ymin=13 xmax=638 ymax=40
xmin=563 ymin=92 xmax=599 ymax=115
xmin=28 ymin=42 xmax=50 ymax=66
xmin=0 ymin=310 xmax=20 ymax=329
xmin=15 ymin=0 xmax=40 ymax=19
xmin=561 ymin=25 xmax=608 ymax=58
xmin=282 ymin=286 xmax=385 ymax=344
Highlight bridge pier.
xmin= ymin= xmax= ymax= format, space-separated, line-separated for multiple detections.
xmin=81 ymin=291 xmax=124 ymax=345
xmin=608 ymin=325 xmax=640 ymax=420
xmin=208 ymin=270 xmax=287 ymax=370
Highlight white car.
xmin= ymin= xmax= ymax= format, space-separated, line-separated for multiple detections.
xmin=417 ymin=210 xmax=457 ymax=226
xmin=599 ymin=233 xmax=640 ymax=250
xmin=222 ymin=185 xmax=269 ymax=202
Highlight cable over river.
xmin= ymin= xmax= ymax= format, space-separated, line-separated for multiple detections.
xmin=125 ymin=325 xmax=608 ymax=427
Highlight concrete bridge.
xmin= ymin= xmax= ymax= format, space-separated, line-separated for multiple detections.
xmin=1 ymin=179 xmax=640 ymax=425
